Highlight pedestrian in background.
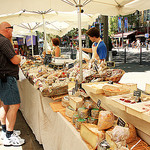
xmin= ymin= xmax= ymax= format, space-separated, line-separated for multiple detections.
xmin=0 ymin=22 xmax=25 ymax=146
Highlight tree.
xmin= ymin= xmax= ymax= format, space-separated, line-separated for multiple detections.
xmin=109 ymin=16 xmax=118 ymax=35
xmin=109 ymin=10 xmax=142 ymax=36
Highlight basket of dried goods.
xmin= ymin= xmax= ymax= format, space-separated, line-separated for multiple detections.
xmin=102 ymin=85 xmax=130 ymax=96
xmin=104 ymin=69 xmax=125 ymax=83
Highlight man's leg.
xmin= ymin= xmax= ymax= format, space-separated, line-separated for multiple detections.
xmin=3 ymin=103 xmax=25 ymax=146
xmin=6 ymin=103 xmax=20 ymax=131
xmin=0 ymin=101 xmax=8 ymax=132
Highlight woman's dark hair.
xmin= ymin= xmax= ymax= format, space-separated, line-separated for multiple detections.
xmin=52 ymin=38 xmax=60 ymax=46
xmin=86 ymin=27 xmax=100 ymax=38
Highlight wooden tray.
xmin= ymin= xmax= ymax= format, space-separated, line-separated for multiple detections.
xmin=49 ymin=101 xmax=65 ymax=112
xmin=128 ymin=137 xmax=150 ymax=150
xmin=102 ymin=85 xmax=130 ymax=96
xmin=126 ymin=101 xmax=150 ymax=121
xmin=82 ymin=82 xmax=110 ymax=94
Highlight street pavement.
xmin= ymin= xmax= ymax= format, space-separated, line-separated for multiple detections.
xmin=112 ymin=47 xmax=150 ymax=91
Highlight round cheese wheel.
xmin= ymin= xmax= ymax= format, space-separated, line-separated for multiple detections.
xmin=77 ymin=107 xmax=89 ymax=119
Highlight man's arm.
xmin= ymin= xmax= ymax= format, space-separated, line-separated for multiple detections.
xmin=77 ymin=47 xmax=92 ymax=53
xmin=82 ymin=48 xmax=92 ymax=53
xmin=10 ymin=55 xmax=21 ymax=65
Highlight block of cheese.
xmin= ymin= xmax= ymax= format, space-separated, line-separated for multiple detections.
xmin=75 ymin=118 xmax=87 ymax=130
xmin=106 ymin=132 xmax=127 ymax=150
xmin=91 ymin=108 xmax=99 ymax=119
xmin=106 ymin=126 xmax=129 ymax=150
xmin=65 ymin=106 xmax=75 ymax=118
xmin=98 ymin=111 xmax=114 ymax=131
xmin=120 ymin=83 xmax=137 ymax=93
xmin=77 ymin=107 xmax=89 ymax=119
xmin=126 ymin=123 xmax=137 ymax=144
xmin=69 ymin=96 xmax=83 ymax=110
xmin=80 ymin=123 xmax=105 ymax=149
xmin=105 ymin=132 xmax=118 ymax=150
xmin=145 ymin=83 xmax=150 ymax=94
xmin=62 ymin=96 xmax=70 ymax=107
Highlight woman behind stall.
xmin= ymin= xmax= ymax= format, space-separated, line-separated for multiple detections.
xmin=52 ymin=38 xmax=61 ymax=57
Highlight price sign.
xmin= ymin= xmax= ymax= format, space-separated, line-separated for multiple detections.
xmin=100 ymin=140 xmax=110 ymax=149
xmin=97 ymin=99 xmax=101 ymax=108
xmin=106 ymin=61 xmax=115 ymax=67
xmin=133 ymin=90 xmax=141 ymax=97
xmin=75 ymin=80 xmax=79 ymax=92
xmin=82 ymin=60 xmax=86 ymax=64
xmin=67 ymin=73 xmax=70 ymax=78
xmin=68 ymin=63 xmax=74 ymax=69
xmin=72 ymin=88 xmax=76 ymax=95
xmin=117 ymin=117 xmax=126 ymax=127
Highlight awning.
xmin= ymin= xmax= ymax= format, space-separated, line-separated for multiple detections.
xmin=113 ymin=30 xmax=137 ymax=38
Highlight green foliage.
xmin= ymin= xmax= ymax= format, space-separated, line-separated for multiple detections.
xmin=109 ymin=16 xmax=118 ymax=35
xmin=109 ymin=10 xmax=142 ymax=36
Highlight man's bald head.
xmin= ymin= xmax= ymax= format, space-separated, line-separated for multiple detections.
xmin=0 ymin=22 xmax=13 ymax=39
xmin=0 ymin=22 xmax=11 ymax=30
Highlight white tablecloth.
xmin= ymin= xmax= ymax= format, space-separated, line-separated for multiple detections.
xmin=18 ymin=78 xmax=88 ymax=150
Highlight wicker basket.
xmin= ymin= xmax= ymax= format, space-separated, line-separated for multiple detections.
xmin=102 ymin=85 xmax=130 ymax=96
xmin=105 ymin=69 xmax=125 ymax=83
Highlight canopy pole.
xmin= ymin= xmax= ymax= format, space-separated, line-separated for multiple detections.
xmin=78 ymin=0 xmax=83 ymax=83
xmin=31 ymin=29 xmax=34 ymax=56
xmin=42 ymin=14 xmax=47 ymax=53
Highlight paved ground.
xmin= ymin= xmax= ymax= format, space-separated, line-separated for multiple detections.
xmin=0 ymin=110 xmax=44 ymax=150
xmin=112 ymin=47 xmax=150 ymax=91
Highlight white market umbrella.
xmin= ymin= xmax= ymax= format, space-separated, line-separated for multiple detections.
xmin=15 ymin=22 xmax=42 ymax=56
xmin=1 ymin=0 xmax=149 ymax=16
xmin=0 ymin=9 xmax=98 ymax=54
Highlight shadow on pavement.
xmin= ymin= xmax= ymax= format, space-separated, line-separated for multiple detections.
xmin=112 ymin=50 xmax=150 ymax=73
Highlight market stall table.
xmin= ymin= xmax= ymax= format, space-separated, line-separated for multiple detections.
xmin=18 ymin=77 xmax=89 ymax=150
